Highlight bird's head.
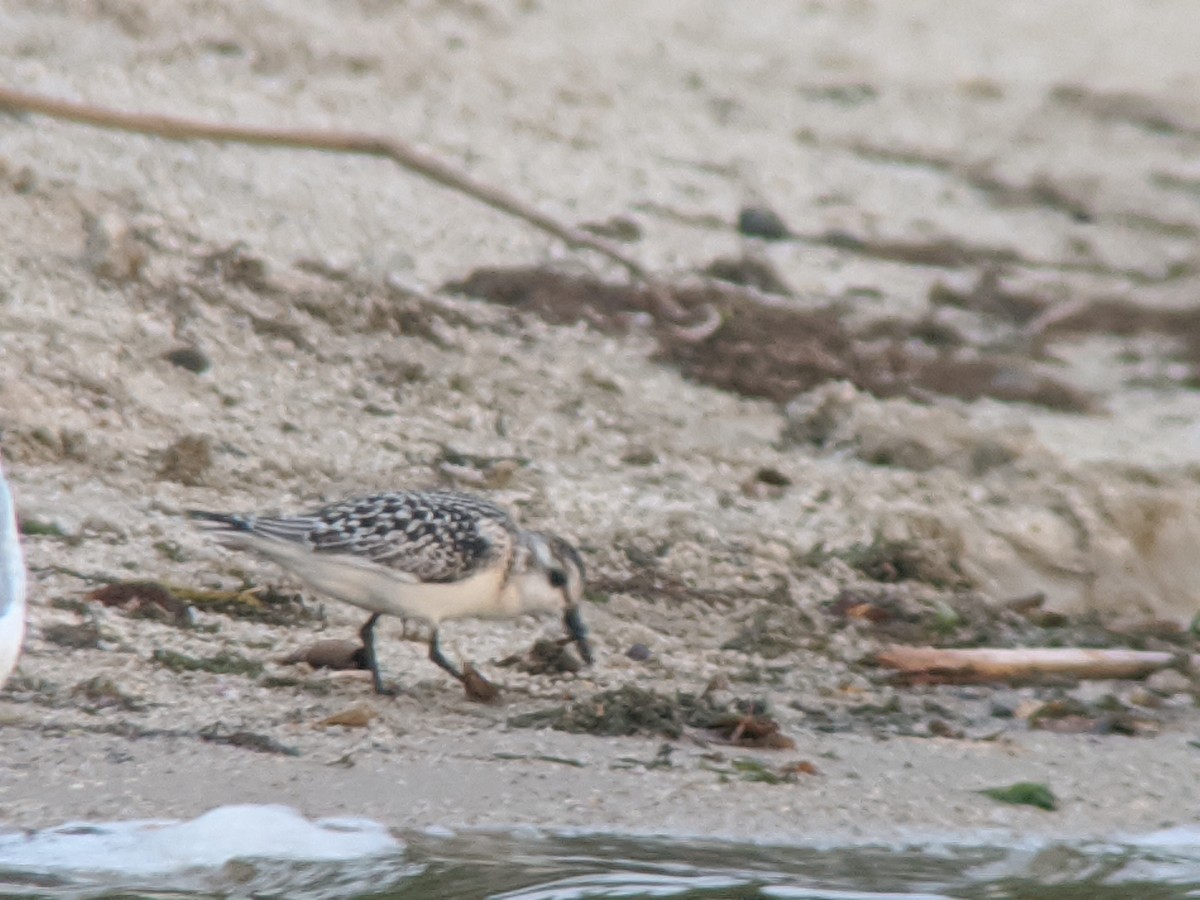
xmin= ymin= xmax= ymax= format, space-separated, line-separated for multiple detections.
xmin=512 ymin=530 xmax=592 ymax=665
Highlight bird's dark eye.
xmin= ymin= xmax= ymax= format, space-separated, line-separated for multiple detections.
xmin=548 ymin=568 xmax=568 ymax=588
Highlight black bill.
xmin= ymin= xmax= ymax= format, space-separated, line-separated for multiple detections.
xmin=563 ymin=605 xmax=593 ymax=665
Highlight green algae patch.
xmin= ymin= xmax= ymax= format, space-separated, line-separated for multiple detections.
xmin=152 ymin=648 xmax=264 ymax=677
xmin=980 ymin=781 xmax=1058 ymax=811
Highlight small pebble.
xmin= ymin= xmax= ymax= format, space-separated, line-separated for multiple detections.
xmin=282 ymin=639 xmax=367 ymax=671
xmin=737 ymin=205 xmax=790 ymax=240
xmin=1146 ymin=668 xmax=1191 ymax=696
xmin=621 ymin=447 xmax=658 ymax=467
xmin=626 ymin=643 xmax=652 ymax=662
xmin=990 ymin=700 xmax=1016 ymax=719
xmin=164 ymin=346 xmax=212 ymax=374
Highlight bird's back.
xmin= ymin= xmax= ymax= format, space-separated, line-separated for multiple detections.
xmin=192 ymin=489 xmax=516 ymax=585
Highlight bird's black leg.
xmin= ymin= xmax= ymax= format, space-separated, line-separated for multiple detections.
xmin=428 ymin=629 xmax=464 ymax=683
xmin=359 ymin=613 xmax=396 ymax=696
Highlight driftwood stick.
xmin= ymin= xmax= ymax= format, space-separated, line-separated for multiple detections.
xmin=876 ymin=645 xmax=1196 ymax=683
xmin=0 ymin=85 xmax=651 ymax=285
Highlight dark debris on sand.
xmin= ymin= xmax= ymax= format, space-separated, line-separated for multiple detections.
xmin=508 ymin=685 xmax=794 ymax=748
xmin=446 ymin=267 xmax=1095 ymax=412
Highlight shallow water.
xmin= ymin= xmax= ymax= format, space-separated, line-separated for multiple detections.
xmin=365 ymin=830 xmax=1200 ymax=900
xmin=1 ymin=807 xmax=1198 ymax=899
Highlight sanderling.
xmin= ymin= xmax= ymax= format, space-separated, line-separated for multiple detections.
xmin=0 ymin=454 xmax=27 ymax=687
xmin=190 ymin=489 xmax=591 ymax=694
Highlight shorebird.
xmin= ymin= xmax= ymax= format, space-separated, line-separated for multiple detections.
xmin=189 ymin=489 xmax=591 ymax=695
xmin=0 ymin=455 xmax=27 ymax=688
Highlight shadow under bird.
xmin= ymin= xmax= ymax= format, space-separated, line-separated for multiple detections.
xmin=189 ymin=489 xmax=591 ymax=694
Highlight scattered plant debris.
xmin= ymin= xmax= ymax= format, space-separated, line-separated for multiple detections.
xmin=170 ymin=584 xmax=315 ymax=625
xmin=612 ymin=743 xmax=675 ymax=771
xmin=837 ymin=534 xmax=967 ymax=588
xmin=49 ymin=597 xmax=90 ymax=615
xmin=1051 ymin=84 xmax=1200 ymax=140
xmin=445 ymin=267 xmax=1094 ymax=411
xmin=153 ymin=540 xmax=188 ymax=563
xmin=823 ymin=586 xmax=972 ymax=645
xmin=979 ymin=781 xmax=1058 ymax=811
xmin=827 ymin=588 xmax=896 ymax=625
xmin=1025 ymin=695 xmax=1154 ymax=736
xmin=933 ymin=268 xmax=1200 ymax=380
xmin=702 ymin=255 xmax=791 ymax=294
xmin=812 ymin=229 xmax=1019 ymax=270
xmin=740 ymin=466 xmax=792 ymax=499
xmin=493 ymin=752 xmax=586 ymax=767
xmin=71 ymin=676 xmax=144 ymax=712
xmin=152 ymin=648 xmax=263 ymax=677
xmin=702 ymin=756 xmax=819 ymax=785
xmin=157 ymin=434 xmax=213 ymax=485
xmin=721 ymin=606 xmax=806 ymax=659
xmin=507 ymin=686 xmax=678 ymax=737
xmin=580 ymin=215 xmax=642 ymax=242
xmin=42 ymin=620 xmax=102 ymax=650
xmin=708 ymin=709 xmax=796 ymax=749
xmin=259 ymin=675 xmax=335 ymax=695
xmin=926 ymin=718 xmax=966 ymax=739
xmin=195 ymin=242 xmax=273 ymax=292
xmin=318 ymin=704 xmax=374 ymax=728
xmin=198 ymin=725 xmax=299 ymax=757
xmin=929 ymin=268 xmax=1047 ymax=326
xmin=436 ymin=446 xmax=526 ymax=489
xmin=709 ymin=757 xmax=777 ymax=784
xmin=19 ymin=518 xmax=67 ymax=538
xmin=497 ymin=638 xmax=583 ymax=675
xmin=88 ymin=581 xmax=193 ymax=627
xmin=507 ymin=685 xmax=792 ymax=747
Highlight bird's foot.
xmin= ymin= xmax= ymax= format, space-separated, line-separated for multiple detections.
xmin=371 ymin=678 xmax=404 ymax=698
xmin=461 ymin=662 xmax=501 ymax=703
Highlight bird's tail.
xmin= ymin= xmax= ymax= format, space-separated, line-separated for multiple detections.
xmin=188 ymin=509 xmax=316 ymax=545
xmin=187 ymin=510 xmax=257 ymax=533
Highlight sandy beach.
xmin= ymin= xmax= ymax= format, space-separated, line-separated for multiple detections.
xmin=2 ymin=0 xmax=1200 ymax=842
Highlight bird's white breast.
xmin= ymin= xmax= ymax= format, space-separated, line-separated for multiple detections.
xmin=222 ymin=533 xmax=512 ymax=625
xmin=0 ymin=461 xmax=27 ymax=686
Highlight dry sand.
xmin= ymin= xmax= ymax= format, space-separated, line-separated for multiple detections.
xmin=2 ymin=0 xmax=1200 ymax=842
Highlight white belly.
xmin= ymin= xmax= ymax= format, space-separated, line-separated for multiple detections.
xmin=0 ymin=462 xmax=26 ymax=686
xmin=0 ymin=596 xmax=24 ymax=687
xmin=225 ymin=534 xmax=510 ymax=625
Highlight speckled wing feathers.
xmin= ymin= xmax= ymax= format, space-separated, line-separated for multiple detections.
xmin=210 ymin=491 xmax=515 ymax=584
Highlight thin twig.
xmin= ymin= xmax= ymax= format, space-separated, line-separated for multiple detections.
xmin=876 ymin=645 xmax=1197 ymax=683
xmin=0 ymin=85 xmax=651 ymax=284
